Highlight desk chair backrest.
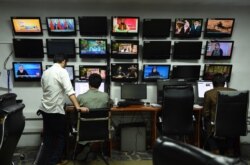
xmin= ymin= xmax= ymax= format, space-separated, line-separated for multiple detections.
xmin=162 ymin=85 xmax=194 ymax=135
xmin=214 ymin=90 xmax=249 ymax=137
xmin=76 ymin=108 xmax=110 ymax=142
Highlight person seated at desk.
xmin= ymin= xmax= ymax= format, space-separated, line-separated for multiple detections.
xmin=76 ymin=73 xmax=112 ymax=160
xmin=77 ymin=73 xmax=111 ymax=108
xmin=203 ymin=73 xmax=236 ymax=156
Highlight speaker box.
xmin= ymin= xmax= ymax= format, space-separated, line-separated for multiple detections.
xmin=120 ymin=123 xmax=146 ymax=152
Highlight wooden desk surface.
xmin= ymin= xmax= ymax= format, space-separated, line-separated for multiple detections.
xmin=111 ymin=105 xmax=161 ymax=112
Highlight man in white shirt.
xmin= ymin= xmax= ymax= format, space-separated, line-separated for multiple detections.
xmin=39 ymin=54 xmax=88 ymax=165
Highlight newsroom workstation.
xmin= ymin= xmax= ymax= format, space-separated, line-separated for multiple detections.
xmin=0 ymin=6 xmax=250 ymax=164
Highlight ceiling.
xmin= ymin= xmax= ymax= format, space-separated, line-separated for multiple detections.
xmin=0 ymin=0 xmax=250 ymax=7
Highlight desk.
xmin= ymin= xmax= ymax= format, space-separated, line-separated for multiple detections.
xmin=111 ymin=105 xmax=161 ymax=149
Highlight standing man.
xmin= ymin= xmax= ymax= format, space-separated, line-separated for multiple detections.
xmin=39 ymin=54 xmax=89 ymax=165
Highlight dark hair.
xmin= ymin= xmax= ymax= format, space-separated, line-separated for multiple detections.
xmin=212 ymin=73 xmax=226 ymax=87
xmin=53 ymin=53 xmax=68 ymax=63
xmin=89 ymin=73 xmax=102 ymax=89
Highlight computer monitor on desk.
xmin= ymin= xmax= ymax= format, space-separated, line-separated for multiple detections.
xmin=120 ymin=84 xmax=147 ymax=105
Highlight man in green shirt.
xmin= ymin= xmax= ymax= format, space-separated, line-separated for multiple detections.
xmin=77 ymin=73 xmax=110 ymax=109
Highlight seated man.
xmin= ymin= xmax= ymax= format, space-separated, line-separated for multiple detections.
xmin=77 ymin=73 xmax=111 ymax=109
xmin=203 ymin=73 xmax=237 ymax=156
xmin=76 ymin=73 xmax=112 ymax=161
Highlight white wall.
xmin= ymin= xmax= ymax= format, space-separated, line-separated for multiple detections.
xmin=0 ymin=2 xmax=250 ymax=146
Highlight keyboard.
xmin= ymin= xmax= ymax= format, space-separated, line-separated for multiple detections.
xmin=117 ymin=101 xmax=144 ymax=107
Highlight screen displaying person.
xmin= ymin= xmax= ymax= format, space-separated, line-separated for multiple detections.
xmin=17 ymin=65 xmax=29 ymax=78
xmin=179 ymin=20 xmax=191 ymax=35
xmin=127 ymin=65 xmax=138 ymax=78
xmin=149 ymin=66 xmax=160 ymax=77
xmin=211 ymin=42 xmax=223 ymax=56
xmin=190 ymin=20 xmax=202 ymax=35
xmin=114 ymin=18 xmax=128 ymax=32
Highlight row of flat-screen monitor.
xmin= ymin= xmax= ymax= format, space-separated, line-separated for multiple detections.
xmin=12 ymin=62 xmax=232 ymax=83
xmin=11 ymin=16 xmax=235 ymax=38
xmin=74 ymin=81 xmax=218 ymax=105
xmin=13 ymin=39 xmax=234 ymax=60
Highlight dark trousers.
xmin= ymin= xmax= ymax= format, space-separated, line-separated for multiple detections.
xmin=41 ymin=112 xmax=67 ymax=165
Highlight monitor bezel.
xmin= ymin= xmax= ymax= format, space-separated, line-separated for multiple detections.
xmin=204 ymin=40 xmax=234 ymax=60
xmin=46 ymin=17 xmax=77 ymax=36
xmin=11 ymin=16 xmax=43 ymax=36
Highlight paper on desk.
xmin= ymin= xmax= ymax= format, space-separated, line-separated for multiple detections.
xmin=0 ymin=68 xmax=13 ymax=90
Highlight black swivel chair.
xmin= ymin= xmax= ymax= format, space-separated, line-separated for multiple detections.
xmin=161 ymin=85 xmax=194 ymax=140
xmin=73 ymin=108 xmax=110 ymax=165
xmin=0 ymin=93 xmax=25 ymax=165
xmin=153 ymin=136 xmax=247 ymax=165
xmin=212 ymin=90 xmax=249 ymax=156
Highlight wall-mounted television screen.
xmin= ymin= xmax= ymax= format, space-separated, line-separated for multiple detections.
xmin=204 ymin=18 xmax=235 ymax=38
xmin=11 ymin=17 xmax=43 ymax=36
xmin=13 ymin=38 xmax=44 ymax=58
xmin=143 ymin=41 xmax=171 ymax=59
xmin=46 ymin=39 xmax=75 ymax=58
xmin=111 ymin=63 xmax=138 ymax=82
xmin=12 ymin=62 xmax=43 ymax=81
xmin=74 ymin=80 xmax=105 ymax=96
xmin=171 ymin=65 xmax=201 ymax=81
xmin=205 ymin=41 xmax=234 ymax=60
xmin=111 ymin=40 xmax=139 ymax=59
xmin=111 ymin=16 xmax=139 ymax=36
xmin=46 ymin=17 xmax=76 ymax=36
xmin=78 ymin=16 xmax=107 ymax=36
xmin=142 ymin=19 xmax=171 ymax=38
xmin=173 ymin=41 xmax=202 ymax=60
xmin=46 ymin=65 xmax=75 ymax=81
xmin=174 ymin=18 xmax=203 ymax=38
xmin=203 ymin=64 xmax=232 ymax=82
xmin=79 ymin=65 xmax=107 ymax=80
xmin=142 ymin=64 xmax=171 ymax=82
xmin=79 ymin=39 xmax=107 ymax=58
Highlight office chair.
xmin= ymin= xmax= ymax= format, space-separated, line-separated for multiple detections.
xmin=161 ymin=85 xmax=194 ymax=139
xmin=73 ymin=108 xmax=110 ymax=165
xmin=0 ymin=103 xmax=25 ymax=165
xmin=153 ymin=136 xmax=247 ymax=165
xmin=210 ymin=90 xmax=249 ymax=156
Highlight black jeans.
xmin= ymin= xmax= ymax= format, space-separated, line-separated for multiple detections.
xmin=41 ymin=111 xmax=67 ymax=165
